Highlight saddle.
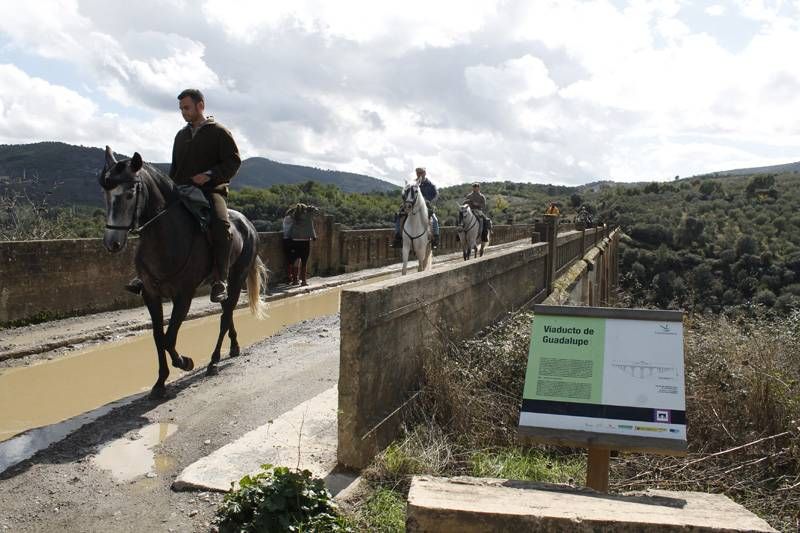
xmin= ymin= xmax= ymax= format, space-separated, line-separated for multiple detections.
xmin=176 ymin=184 xmax=211 ymax=232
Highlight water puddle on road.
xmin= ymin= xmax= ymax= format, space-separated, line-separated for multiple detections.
xmin=0 ymin=275 xmax=391 ymax=446
xmin=92 ymin=422 xmax=178 ymax=482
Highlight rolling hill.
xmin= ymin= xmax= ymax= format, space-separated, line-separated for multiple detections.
xmin=0 ymin=142 xmax=398 ymax=207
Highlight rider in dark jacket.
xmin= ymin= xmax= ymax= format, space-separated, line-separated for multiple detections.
xmin=393 ymin=167 xmax=440 ymax=248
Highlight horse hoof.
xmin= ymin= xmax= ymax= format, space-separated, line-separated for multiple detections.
xmin=229 ymin=345 xmax=241 ymax=358
xmin=181 ymin=357 xmax=195 ymax=371
xmin=206 ymin=365 xmax=219 ymax=376
xmin=149 ymin=385 xmax=167 ymax=400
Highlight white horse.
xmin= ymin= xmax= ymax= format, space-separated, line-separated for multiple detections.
xmin=457 ymin=203 xmax=488 ymax=260
xmin=400 ymin=181 xmax=433 ymax=275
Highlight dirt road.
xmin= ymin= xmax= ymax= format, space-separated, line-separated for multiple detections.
xmin=0 ymin=314 xmax=340 ymax=533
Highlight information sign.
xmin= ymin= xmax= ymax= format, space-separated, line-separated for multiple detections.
xmin=519 ymin=305 xmax=687 ymax=453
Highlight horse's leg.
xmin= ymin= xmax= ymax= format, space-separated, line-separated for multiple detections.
xmin=163 ymin=294 xmax=195 ymax=372
xmin=401 ymin=239 xmax=410 ymax=275
xmin=207 ymin=279 xmax=243 ymax=376
xmin=142 ymin=291 xmax=169 ymax=399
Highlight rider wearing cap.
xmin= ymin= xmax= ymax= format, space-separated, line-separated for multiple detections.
xmin=393 ymin=167 xmax=440 ymax=248
xmin=464 ymin=182 xmax=491 ymax=242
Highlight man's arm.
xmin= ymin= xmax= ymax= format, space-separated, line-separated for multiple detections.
xmin=168 ymin=132 xmax=180 ymax=180
xmin=208 ymin=126 xmax=242 ymax=186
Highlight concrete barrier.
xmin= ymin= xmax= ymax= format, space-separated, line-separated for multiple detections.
xmin=337 ymin=223 xmax=618 ymax=469
xmin=338 ymin=242 xmax=549 ymax=469
xmin=0 ymin=238 xmax=141 ymax=324
xmin=0 ymin=216 xmax=534 ymax=324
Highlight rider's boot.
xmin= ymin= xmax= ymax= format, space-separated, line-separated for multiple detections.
xmin=125 ymin=277 xmax=144 ymax=295
xmin=392 ymin=214 xmax=406 ymax=248
xmin=432 ymin=233 xmax=440 ymax=249
xmin=210 ymin=228 xmax=232 ymax=303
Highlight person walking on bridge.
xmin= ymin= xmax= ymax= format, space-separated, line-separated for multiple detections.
xmin=126 ymin=88 xmax=242 ymax=303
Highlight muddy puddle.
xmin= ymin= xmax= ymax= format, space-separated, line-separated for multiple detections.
xmin=92 ymin=422 xmax=178 ymax=482
xmin=0 ymin=275 xmax=390 ymax=446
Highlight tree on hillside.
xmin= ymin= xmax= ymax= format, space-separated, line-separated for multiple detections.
xmin=745 ymin=174 xmax=776 ymax=197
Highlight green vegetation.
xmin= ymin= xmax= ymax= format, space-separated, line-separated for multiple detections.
xmin=350 ymin=308 xmax=799 ymax=532
xmin=591 ymin=173 xmax=800 ymax=314
xmin=470 ymin=448 xmax=584 ymax=483
xmin=349 ymin=489 xmax=406 ymax=532
xmin=228 ymin=182 xmax=398 ymax=231
xmin=214 ymin=465 xmax=352 ymax=532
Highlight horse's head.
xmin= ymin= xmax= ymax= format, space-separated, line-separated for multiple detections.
xmin=99 ymin=145 xmax=145 ymax=253
xmin=401 ymin=183 xmax=420 ymax=214
xmin=457 ymin=203 xmax=471 ymax=226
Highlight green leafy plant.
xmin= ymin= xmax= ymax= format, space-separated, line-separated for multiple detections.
xmin=214 ymin=464 xmax=352 ymax=533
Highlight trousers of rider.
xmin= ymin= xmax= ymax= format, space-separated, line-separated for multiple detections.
xmin=205 ymin=191 xmax=232 ymax=281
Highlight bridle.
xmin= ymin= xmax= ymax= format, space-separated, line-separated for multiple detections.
xmin=458 ymin=205 xmax=478 ymax=234
xmin=401 ymin=183 xmax=429 ymax=241
xmin=102 ymin=172 xmax=172 ymax=235
xmin=402 ymin=184 xmax=420 ymax=215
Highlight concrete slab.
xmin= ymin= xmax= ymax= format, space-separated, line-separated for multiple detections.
xmin=406 ymin=476 xmax=777 ymax=532
xmin=173 ymin=386 xmax=338 ymax=493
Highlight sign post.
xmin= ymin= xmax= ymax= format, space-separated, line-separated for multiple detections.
xmin=519 ymin=305 xmax=687 ymax=492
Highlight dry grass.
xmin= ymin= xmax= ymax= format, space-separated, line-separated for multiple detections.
xmin=610 ymin=311 xmax=800 ymax=531
xmin=368 ymin=307 xmax=800 ymax=531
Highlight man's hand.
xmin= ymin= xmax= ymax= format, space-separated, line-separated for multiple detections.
xmin=191 ymin=173 xmax=211 ymax=185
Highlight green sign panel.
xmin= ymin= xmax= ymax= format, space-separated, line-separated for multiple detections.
xmin=523 ymin=316 xmax=605 ymax=403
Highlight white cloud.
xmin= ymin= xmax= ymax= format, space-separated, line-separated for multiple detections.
xmin=0 ymin=0 xmax=799 ymax=185
xmin=0 ymin=64 xmax=186 ymax=163
xmin=465 ymin=55 xmax=558 ymax=102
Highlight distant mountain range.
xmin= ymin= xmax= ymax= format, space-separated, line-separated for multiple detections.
xmin=0 ymin=142 xmax=398 ymax=207
xmin=703 ymin=160 xmax=800 ymax=177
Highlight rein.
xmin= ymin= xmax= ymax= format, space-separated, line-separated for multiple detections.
xmin=461 ymin=212 xmax=478 ymax=234
xmin=103 ymin=177 xmax=174 ymax=235
xmin=402 ymin=184 xmax=428 ymax=241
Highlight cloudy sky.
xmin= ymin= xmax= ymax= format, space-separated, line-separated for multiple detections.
xmin=1 ymin=0 xmax=799 ymax=186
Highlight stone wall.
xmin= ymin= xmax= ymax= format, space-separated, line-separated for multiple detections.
xmin=337 ymin=221 xmax=617 ymax=469
xmin=0 ymin=239 xmax=141 ymax=324
xmin=0 ymin=217 xmax=535 ymax=324
xmin=338 ymin=241 xmax=550 ymax=469
xmin=338 ymin=223 xmax=535 ymax=273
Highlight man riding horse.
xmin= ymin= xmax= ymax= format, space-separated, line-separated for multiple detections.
xmin=393 ymin=167 xmax=440 ymax=248
xmin=464 ymin=182 xmax=491 ymax=242
xmin=126 ymin=88 xmax=241 ymax=303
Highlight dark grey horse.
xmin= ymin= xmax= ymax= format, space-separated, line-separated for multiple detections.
xmin=99 ymin=146 xmax=267 ymax=398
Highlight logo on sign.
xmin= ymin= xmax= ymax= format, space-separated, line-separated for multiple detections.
xmin=654 ymin=409 xmax=671 ymax=423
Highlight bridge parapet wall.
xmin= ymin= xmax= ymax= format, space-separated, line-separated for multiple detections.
xmin=338 ymin=222 xmax=617 ymax=469
xmin=339 ymin=241 xmax=550 ymax=469
xmin=0 ymin=218 xmax=535 ymax=324
xmin=0 ymin=238 xmax=140 ymax=324
xmin=337 ymin=224 xmax=534 ymax=273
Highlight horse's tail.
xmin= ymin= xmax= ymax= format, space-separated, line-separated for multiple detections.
xmin=247 ymin=255 xmax=269 ymax=320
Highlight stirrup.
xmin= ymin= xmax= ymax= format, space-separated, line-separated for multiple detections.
xmin=124 ymin=278 xmax=144 ymax=295
xmin=210 ymin=281 xmax=228 ymax=303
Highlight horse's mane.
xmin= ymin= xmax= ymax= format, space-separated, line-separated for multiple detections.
xmin=141 ymin=162 xmax=177 ymax=202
